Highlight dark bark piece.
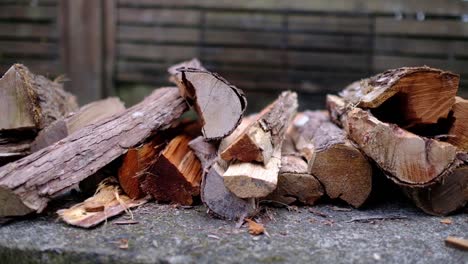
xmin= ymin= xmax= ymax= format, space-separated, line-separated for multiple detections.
xmin=0 ymin=64 xmax=78 ymax=131
xmin=31 ymin=97 xmax=125 ymax=152
xmin=0 ymin=139 xmax=32 ymax=166
xmin=141 ymin=135 xmax=202 ymax=205
xmin=221 ymin=91 xmax=298 ymax=164
xmin=293 ymin=111 xmax=372 ymax=208
xmin=340 ymin=67 xmax=459 ymax=128
xmin=448 ymin=97 xmax=468 ymax=151
xmin=118 ymin=136 xmax=166 ymax=199
xmin=0 ymin=87 xmax=187 ymax=217
xmin=188 ymin=136 xmax=217 ymax=171
xmin=171 ymin=62 xmax=247 ymax=140
xmin=327 ymin=95 xmax=457 ymax=186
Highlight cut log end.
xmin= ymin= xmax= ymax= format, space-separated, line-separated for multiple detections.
xmin=448 ymin=97 xmax=468 ymax=151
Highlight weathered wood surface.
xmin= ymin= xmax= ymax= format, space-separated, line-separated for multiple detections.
xmin=448 ymin=97 xmax=468 ymax=152
xmin=221 ymin=91 xmax=298 ymax=164
xmin=339 ymin=67 xmax=459 ymax=128
xmin=0 ymin=87 xmax=187 ymax=217
xmin=170 ymin=60 xmax=247 ymax=140
xmin=142 ymin=135 xmax=202 ymax=205
xmin=0 ymin=64 xmax=78 ymax=131
xmin=31 ymin=97 xmax=125 ymax=152
xmin=292 ymin=110 xmax=372 ymax=207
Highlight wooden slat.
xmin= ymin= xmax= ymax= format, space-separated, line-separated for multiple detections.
xmin=376 ymin=17 xmax=468 ymax=38
xmin=118 ymin=25 xmax=200 ymax=43
xmin=0 ymin=40 xmax=57 ymax=55
xmin=288 ymin=51 xmax=368 ymax=70
xmin=103 ymin=0 xmax=117 ymax=97
xmin=118 ymin=43 xmax=198 ymax=62
xmin=205 ymin=12 xmax=283 ymax=30
xmin=288 ymin=34 xmax=369 ymax=51
xmin=0 ymin=0 xmax=57 ymax=6
xmin=118 ymin=8 xmax=200 ymax=25
xmin=373 ymin=55 xmax=466 ymax=74
xmin=288 ymin=15 xmax=371 ymax=34
xmin=0 ymin=59 xmax=61 ymax=77
xmin=0 ymin=23 xmax=57 ymax=39
xmin=0 ymin=6 xmax=56 ymax=21
xmin=118 ymin=0 xmax=468 ymax=15
xmin=375 ymin=37 xmax=468 ymax=57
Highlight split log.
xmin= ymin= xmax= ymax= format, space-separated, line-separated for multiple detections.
xmin=118 ymin=136 xmax=166 ymax=199
xmin=340 ymin=67 xmax=459 ymax=129
xmin=141 ymin=135 xmax=202 ymax=205
xmin=0 ymin=87 xmax=187 ymax=217
xmin=265 ymin=133 xmax=324 ymax=206
xmin=31 ymin=98 xmax=125 ymax=151
xmin=327 ymin=95 xmax=466 ymax=215
xmin=0 ymin=64 xmax=78 ymax=131
xmin=57 ymin=178 xmax=147 ymax=228
xmin=170 ymin=60 xmax=247 ymax=140
xmin=448 ymin=97 xmax=468 ymax=151
xmin=189 ymin=134 xmax=257 ymax=220
xmin=221 ymin=91 xmax=298 ymax=163
xmin=291 ymin=111 xmax=372 ymax=207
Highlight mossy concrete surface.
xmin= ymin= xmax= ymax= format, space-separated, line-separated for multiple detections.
xmin=0 ymin=202 xmax=466 ymax=264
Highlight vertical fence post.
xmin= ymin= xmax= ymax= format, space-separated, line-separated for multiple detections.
xmin=59 ymin=0 xmax=115 ymax=104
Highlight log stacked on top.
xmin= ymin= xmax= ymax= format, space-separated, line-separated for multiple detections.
xmin=0 ymin=60 xmax=466 ymax=228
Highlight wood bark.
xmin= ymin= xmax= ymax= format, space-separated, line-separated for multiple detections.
xmin=0 ymin=87 xmax=187 ymax=217
xmin=327 ymin=95 xmax=466 ymax=215
xmin=339 ymin=67 xmax=459 ymax=129
xmin=448 ymin=97 xmax=468 ymax=151
xmin=31 ymin=97 xmax=125 ymax=152
xmin=141 ymin=135 xmax=202 ymax=205
xmin=221 ymin=91 xmax=298 ymax=164
xmin=0 ymin=64 xmax=78 ymax=131
xmin=169 ymin=59 xmax=247 ymax=140
xmin=292 ymin=111 xmax=372 ymax=207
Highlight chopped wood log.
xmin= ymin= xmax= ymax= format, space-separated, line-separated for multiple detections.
xmin=0 ymin=64 xmax=78 ymax=131
xmin=448 ymin=97 xmax=468 ymax=151
xmin=141 ymin=135 xmax=202 ymax=205
xmin=265 ymin=155 xmax=324 ymax=205
xmin=292 ymin=111 xmax=372 ymax=207
xmin=289 ymin=111 xmax=328 ymax=162
xmin=327 ymin=95 xmax=466 ymax=215
xmin=118 ymin=136 xmax=166 ymax=199
xmin=189 ymin=134 xmax=257 ymax=220
xmin=170 ymin=60 xmax=247 ymax=140
xmin=0 ymin=87 xmax=187 ymax=217
xmin=202 ymin=161 xmax=257 ymax=220
xmin=0 ymin=138 xmax=32 ymax=167
xmin=223 ymin=150 xmax=281 ymax=199
xmin=31 ymin=98 xmax=125 ymax=151
xmin=57 ymin=178 xmax=147 ymax=228
xmin=327 ymin=95 xmax=457 ymax=186
xmin=340 ymin=67 xmax=459 ymax=128
xmin=221 ymin=91 xmax=298 ymax=163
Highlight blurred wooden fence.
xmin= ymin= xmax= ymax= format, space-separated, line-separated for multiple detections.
xmin=1 ymin=0 xmax=468 ymax=109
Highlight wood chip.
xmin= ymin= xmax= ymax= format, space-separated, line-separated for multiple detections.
xmin=118 ymin=239 xmax=129 ymax=250
xmin=440 ymin=218 xmax=453 ymax=225
xmin=245 ymin=218 xmax=265 ymax=236
xmin=113 ymin=220 xmax=139 ymax=225
xmin=445 ymin=236 xmax=468 ymax=251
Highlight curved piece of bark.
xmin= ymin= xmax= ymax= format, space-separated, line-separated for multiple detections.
xmin=327 ymin=95 xmax=457 ymax=187
xmin=0 ymin=64 xmax=78 ymax=131
xmin=340 ymin=67 xmax=459 ymax=128
xmin=142 ymin=135 xmax=202 ymax=205
xmin=0 ymin=87 xmax=187 ymax=217
xmin=31 ymin=97 xmax=125 ymax=152
xmin=188 ymin=136 xmax=218 ymax=171
xmin=292 ymin=111 xmax=372 ymax=207
xmin=448 ymin=97 xmax=468 ymax=151
xmin=221 ymin=91 xmax=298 ymax=163
xmin=170 ymin=60 xmax=246 ymax=140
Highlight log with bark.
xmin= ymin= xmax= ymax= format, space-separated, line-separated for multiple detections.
xmin=265 ymin=132 xmax=324 ymax=205
xmin=291 ymin=111 xmax=373 ymax=207
xmin=222 ymin=92 xmax=298 ymax=199
xmin=169 ymin=59 xmax=247 ymax=140
xmin=448 ymin=97 xmax=468 ymax=151
xmin=0 ymin=87 xmax=187 ymax=217
xmin=0 ymin=64 xmax=78 ymax=164
xmin=339 ymin=67 xmax=459 ymax=129
xmin=31 ymin=98 xmax=125 ymax=152
xmin=327 ymin=95 xmax=467 ymax=215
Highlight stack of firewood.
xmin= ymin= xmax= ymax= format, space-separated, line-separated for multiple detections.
xmin=0 ymin=59 xmax=466 ymax=228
